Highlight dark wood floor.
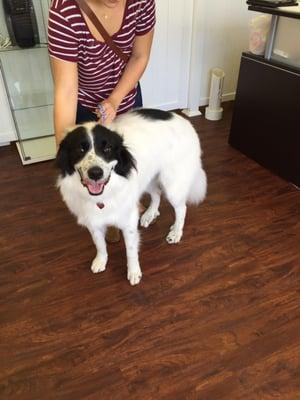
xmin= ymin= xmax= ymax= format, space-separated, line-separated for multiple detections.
xmin=1 ymin=103 xmax=300 ymax=400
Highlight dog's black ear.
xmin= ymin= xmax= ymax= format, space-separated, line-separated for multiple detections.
xmin=115 ymin=145 xmax=136 ymax=178
xmin=55 ymin=137 xmax=74 ymax=176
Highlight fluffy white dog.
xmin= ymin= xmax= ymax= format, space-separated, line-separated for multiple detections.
xmin=56 ymin=108 xmax=207 ymax=285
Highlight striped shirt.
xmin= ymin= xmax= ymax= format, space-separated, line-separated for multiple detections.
xmin=48 ymin=0 xmax=155 ymax=113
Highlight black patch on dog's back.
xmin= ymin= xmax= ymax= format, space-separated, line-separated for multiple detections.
xmin=134 ymin=108 xmax=174 ymax=121
xmin=92 ymin=125 xmax=136 ymax=178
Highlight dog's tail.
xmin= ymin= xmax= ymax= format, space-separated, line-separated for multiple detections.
xmin=187 ymin=162 xmax=207 ymax=205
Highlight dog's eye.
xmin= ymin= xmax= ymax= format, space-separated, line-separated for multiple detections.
xmin=80 ymin=142 xmax=89 ymax=153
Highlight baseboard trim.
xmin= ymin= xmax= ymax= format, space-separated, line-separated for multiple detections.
xmin=181 ymin=108 xmax=202 ymax=117
xmin=0 ymin=141 xmax=10 ymax=147
xmin=199 ymin=92 xmax=236 ymax=107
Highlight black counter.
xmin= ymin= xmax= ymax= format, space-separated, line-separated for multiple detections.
xmin=248 ymin=4 xmax=300 ymax=19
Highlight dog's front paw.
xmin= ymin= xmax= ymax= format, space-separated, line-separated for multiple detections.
xmin=166 ymin=226 xmax=183 ymax=244
xmin=140 ymin=208 xmax=160 ymax=228
xmin=91 ymin=255 xmax=107 ymax=273
xmin=127 ymin=266 xmax=142 ymax=286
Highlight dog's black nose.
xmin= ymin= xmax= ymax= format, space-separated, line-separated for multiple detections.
xmin=88 ymin=166 xmax=103 ymax=181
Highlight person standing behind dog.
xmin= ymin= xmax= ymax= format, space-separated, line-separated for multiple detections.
xmin=48 ymin=0 xmax=156 ymax=145
xmin=48 ymin=0 xmax=155 ymax=242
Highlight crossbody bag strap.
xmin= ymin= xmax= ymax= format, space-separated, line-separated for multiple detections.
xmin=75 ymin=0 xmax=130 ymax=63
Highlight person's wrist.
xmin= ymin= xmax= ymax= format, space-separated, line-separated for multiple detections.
xmin=107 ymin=94 xmax=122 ymax=111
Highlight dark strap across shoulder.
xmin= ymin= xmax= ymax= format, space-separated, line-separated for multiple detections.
xmin=75 ymin=0 xmax=130 ymax=63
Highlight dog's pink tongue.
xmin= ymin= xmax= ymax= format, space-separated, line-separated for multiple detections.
xmin=87 ymin=181 xmax=105 ymax=195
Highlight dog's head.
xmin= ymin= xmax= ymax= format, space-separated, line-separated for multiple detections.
xmin=56 ymin=123 xmax=136 ymax=196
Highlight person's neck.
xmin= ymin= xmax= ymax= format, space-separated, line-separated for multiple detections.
xmin=87 ymin=0 xmax=124 ymax=10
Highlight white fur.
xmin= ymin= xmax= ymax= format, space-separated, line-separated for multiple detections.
xmin=58 ymin=111 xmax=207 ymax=285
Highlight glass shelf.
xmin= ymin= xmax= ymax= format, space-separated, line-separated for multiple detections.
xmin=271 ymin=16 xmax=300 ymax=69
xmin=0 ymin=46 xmax=55 ymax=164
xmin=0 ymin=0 xmax=54 ymax=164
xmin=14 ymin=105 xmax=54 ymax=140
xmin=0 ymin=44 xmax=48 ymax=53
xmin=0 ymin=47 xmax=53 ymax=110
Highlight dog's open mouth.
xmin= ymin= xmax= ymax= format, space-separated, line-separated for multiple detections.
xmin=81 ymin=176 xmax=110 ymax=196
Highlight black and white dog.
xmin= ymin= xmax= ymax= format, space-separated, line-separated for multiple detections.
xmin=56 ymin=109 xmax=207 ymax=285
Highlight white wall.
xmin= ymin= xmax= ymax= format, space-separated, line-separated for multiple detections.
xmin=141 ymin=0 xmax=194 ymax=110
xmin=0 ymin=70 xmax=17 ymax=144
xmin=0 ymin=1 xmax=9 ymax=38
xmin=188 ymin=0 xmax=259 ymax=109
xmin=0 ymin=2 xmax=16 ymax=145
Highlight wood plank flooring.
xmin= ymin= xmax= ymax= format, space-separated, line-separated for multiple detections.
xmin=0 ymin=102 xmax=299 ymax=399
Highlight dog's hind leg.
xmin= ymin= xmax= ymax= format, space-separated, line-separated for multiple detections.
xmin=161 ymin=171 xmax=189 ymax=244
xmin=122 ymin=212 xmax=142 ymax=285
xmin=88 ymin=227 xmax=108 ymax=273
xmin=140 ymin=181 xmax=161 ymax=228
xmin=166 ymin=203 xmax=187 ymax=244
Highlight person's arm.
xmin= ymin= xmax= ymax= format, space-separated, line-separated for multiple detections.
xmin=51 ymin=57 xmax=78 ymax=146
xmin=100 ymin=29 xmax=154 ymax=124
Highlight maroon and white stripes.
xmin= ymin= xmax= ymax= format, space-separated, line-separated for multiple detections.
xmin=48 ymin=0 xmax=155 ymax=113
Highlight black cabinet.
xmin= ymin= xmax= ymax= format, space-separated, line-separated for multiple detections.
xmin=229 ymin=53 xmax=300 ymax=187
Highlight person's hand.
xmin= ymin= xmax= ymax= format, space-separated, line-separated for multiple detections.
xmin=95 ymin=98 xmax=118 ymax=126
